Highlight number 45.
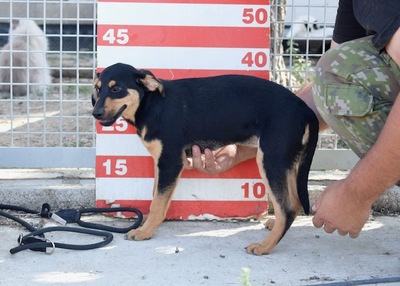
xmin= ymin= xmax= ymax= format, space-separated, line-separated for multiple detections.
xmin=103 ymin=28 xmax=129 ymax=45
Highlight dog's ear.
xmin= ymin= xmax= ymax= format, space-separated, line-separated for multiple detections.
xmin=93 ymin=72 xmax=100 ymax=82
xmin=137 ymin=70 xmax=164 ymax=96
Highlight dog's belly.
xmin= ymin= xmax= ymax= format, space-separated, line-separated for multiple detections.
xmin=184 ymin=136 xmax=258 ymax=157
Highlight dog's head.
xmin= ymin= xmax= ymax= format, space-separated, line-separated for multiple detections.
xmin=92 ymin=63 xmax=163 ymax=126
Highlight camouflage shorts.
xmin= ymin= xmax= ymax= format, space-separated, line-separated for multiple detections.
xmin=313 ymin=36 xmax=400 ymax=158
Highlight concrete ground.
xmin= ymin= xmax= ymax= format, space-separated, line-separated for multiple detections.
xmin=0 ymin=169 xmax=399 ymax=285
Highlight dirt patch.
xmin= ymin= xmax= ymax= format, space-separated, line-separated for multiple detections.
xmin=0 ymin=54 xmax=96 ymax=147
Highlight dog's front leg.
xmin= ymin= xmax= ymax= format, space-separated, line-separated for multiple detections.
xmin=125 ymin=152 xmax=183 ymax=241
xmin=125 ymin=191 xmax=173 ymax=241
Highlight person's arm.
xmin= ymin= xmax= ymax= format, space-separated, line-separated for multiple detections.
xmin=312 ymin=27 xmax=400 ymax=237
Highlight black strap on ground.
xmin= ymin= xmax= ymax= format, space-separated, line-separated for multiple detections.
xmin=10 ymin=226 xmax=114 ymax=255
xmin=308 ymin=276 xmax=400 ymax=286
xmin=0 ymin=204 xmax=143 ymax=255
xmin=53 ymin=207 xmax=143 ymax=233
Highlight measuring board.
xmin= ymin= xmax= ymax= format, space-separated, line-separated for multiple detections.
xmin=96 ymin=0 xmax=270 ymax=219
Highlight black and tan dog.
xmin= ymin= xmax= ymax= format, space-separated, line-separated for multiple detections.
xmin=92 ymin=63 xmax=319 ymax=255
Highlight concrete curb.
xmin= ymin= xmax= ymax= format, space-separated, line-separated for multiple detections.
xmin=0 ymin=169 xmax=399 ymax=214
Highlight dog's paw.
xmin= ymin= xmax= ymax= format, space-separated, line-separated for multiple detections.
xmin=245 ymin=242 xmax=274 ymax=256
xmin=124 ymin=228 xmax=153 ymax=241
xmin=264 ymin=219 xmax=275 ymax=230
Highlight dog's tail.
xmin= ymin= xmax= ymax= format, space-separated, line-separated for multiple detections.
xmin=297 ymin=111 xmax=319 ymax=215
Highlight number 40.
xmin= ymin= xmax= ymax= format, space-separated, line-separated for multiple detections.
xmin=241 ymin=52 xmax=268 ymax=68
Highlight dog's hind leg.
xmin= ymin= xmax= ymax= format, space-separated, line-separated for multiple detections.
xmin=246 ymin=145 xmax=302 ymax=255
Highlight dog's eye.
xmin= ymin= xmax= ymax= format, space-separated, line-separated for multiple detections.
xmin=111 ymin=86 xmax=122 ymax=93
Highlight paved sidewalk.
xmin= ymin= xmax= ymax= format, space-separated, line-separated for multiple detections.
xmin=0 ymin=169 xmax=399 ymax=285
xmin=0 ymin=215 xmax=399 ymax=286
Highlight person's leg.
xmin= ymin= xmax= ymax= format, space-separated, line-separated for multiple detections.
xmin=296 ymin=83 xmax=329 ymax=131
xmin=313 ymin=36 xmax=400 ymax=158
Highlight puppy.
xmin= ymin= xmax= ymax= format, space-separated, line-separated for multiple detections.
xmin=92 ymin=63 xmax=319 ymax=255
xmin=0 ymin=19 xmax=51 ymax=97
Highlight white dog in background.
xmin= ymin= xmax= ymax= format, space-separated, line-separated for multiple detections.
xmin=286 ymin=15 xmax=334 ymax=39
xmin=0 ymin=19 xmax=51 ymax=97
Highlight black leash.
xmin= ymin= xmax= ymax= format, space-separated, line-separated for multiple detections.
xmin=0 ymin=204 xmax=143 ymax=255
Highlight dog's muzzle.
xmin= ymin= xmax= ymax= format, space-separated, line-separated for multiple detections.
xmin=92 ymin=104 xmax=127 ymax=126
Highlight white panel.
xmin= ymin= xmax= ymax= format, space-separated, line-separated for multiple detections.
xmin=98 ymin=3 xmax=270 ymax=27
xmin=96 ymin=178 xmax=268 ymax=201
xmin=97 ymin=46 xmax=270 ymax=70
xmin=96 ymin=134 xmax=148 ymax=156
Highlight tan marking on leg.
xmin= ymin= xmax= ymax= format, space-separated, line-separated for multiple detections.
xmin=140 ymin=127 xmax=162 ymax=198
xmin=140 ymin=127 xmax=163 ymax=160
xmin=245 ymin=148 xmax=287 ymax=255
xmin=126 ymin=169 xmax=182 ymax=240
xmin=287 ymin=161 xmax=302 ymax=214
xmin=247 ymin=190 xmax=286 ymax=255
xmin=126 ymin=133 xmax=180 ymax=241
xmin=126 ymin=191 xmax=173 ymax=240
xmin=302 ymin=124 xmax=310 ymax=145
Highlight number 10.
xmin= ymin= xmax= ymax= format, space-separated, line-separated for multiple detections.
xmin=242 ymin=182 xmax=266 ymax=199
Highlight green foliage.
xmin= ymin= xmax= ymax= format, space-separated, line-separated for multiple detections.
xmin=238 ymin=267 xmax=252 ymax=286
xmin=285 ymin=40 xmax=314 ymax=85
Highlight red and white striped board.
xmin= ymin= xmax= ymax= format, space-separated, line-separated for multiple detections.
xmin=96 ymin=0 xmax=270 ymax=219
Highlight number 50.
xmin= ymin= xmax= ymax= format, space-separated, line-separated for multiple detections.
xmin=242 ymin=8 xmax=268 ymax=25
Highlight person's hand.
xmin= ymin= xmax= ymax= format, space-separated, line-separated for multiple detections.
xmin=312 ymin=179 xmax=372 ymax=238
xmin=183 ymin=145 xmax=240 ymax=175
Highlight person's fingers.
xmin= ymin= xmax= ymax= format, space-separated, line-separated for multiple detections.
xmin=311 ymin=193 xmax=324 ymax=228
xmin=203 ymin=149 xmax=216 ymax=171
xmin=311 ymin=195 xmax=321 ymax=213
xmin=191 ymin=145 xmax=204 ymax=170
xmin=337 ymin=229 xmax=348 ymax=236
xmin=182 ymin=150 xmax=193 ymax=169
xmin=349 ymin=230 xmax=360 ymax=239
xmin=323 ymin=223 xmax=336 ymax=233
xmin=312 ymin=214 xmax=324 ymax=229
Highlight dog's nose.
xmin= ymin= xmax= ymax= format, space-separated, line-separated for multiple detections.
xmin=92 ymin=109 xmax=104 ymax=119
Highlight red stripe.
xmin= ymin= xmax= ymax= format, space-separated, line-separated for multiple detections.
xmin=96 ymin=155 xmax=261 ymax=178
xmin=149 ymin=69 xmax=270 ymax=80
xmin=98 ymin=0 xmax=269 ymax=4
xmin=97 ymin=25 xmax=269 ymax=48
xmin=96 ymin=200 xmax=268 ymax=219
xmin=96 ymin=68 xmax=269 ymax=80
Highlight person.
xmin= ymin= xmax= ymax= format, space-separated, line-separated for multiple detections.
xmin=184 ymin=0 xmax=400 ymax=238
